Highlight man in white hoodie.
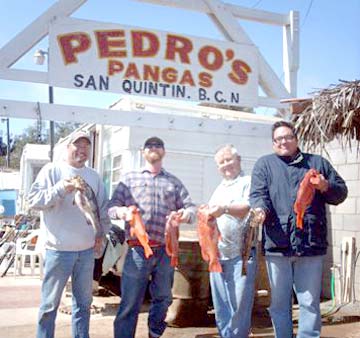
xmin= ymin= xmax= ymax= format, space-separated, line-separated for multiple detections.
xmin=28 ymin=132 xmax=111 ymax=338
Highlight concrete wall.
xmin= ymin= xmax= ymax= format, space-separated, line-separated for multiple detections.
xmin=319 ymin=140 xmax=360 ymax=301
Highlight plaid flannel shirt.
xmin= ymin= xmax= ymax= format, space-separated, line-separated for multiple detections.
xmin=108 ymin=168 xmax=195 ymax=244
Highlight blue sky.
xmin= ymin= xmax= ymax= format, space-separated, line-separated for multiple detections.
xmin=0 ymin=0 xmax=359 ymax=137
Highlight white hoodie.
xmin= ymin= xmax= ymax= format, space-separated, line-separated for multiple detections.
xmin=28 ymin=161 xmax=111 ymax=252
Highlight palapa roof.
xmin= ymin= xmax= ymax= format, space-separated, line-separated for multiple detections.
xmin=285 ymin=80 xmax=360 ymax=153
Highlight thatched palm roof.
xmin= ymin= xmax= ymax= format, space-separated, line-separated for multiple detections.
xmin=287 ymin=80 xmax=360 ymax=153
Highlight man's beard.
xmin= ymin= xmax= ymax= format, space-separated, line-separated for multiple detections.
xmin=145 ymin=152 xmax=162 ymax=164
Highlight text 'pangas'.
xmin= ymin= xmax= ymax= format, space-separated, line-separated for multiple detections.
xmin=57 ymin=30 xmax=252 ymax=88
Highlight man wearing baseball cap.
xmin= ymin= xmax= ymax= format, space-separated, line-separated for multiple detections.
xmin=108 ymin=136 xmax=196 ymax=338
xmin=143 ymin=136 xmax=164 ymax=149
xmin=28 ymin=130 xmax=111 ymax=338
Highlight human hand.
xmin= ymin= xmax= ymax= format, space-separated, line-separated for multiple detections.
xmin=310 ymin=174 xmax=329 ymax=193
xmin=208 ymin=205 xmax=226 ymax=218
xmin=176 ymin=208 xmax=191 ymax=223
xmin=115 ymin=206 xmax=133 ymax=221
xmin=94 ymin=236 xmax=105 ymax=258
xmin=63 ymin=179 xmax=76 ymax=193
xmin=251 ymin=208 xmax=266 ymax=227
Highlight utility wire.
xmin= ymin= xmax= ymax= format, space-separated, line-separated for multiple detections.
xmin=302 ymin=0 xmax=315 ymax=28
xmin=251 ymin=0 xmax=263 ymax=9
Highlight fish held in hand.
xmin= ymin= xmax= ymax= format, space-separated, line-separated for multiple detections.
xmin=70 ymin=175 xmax=101 ymax=235
xmin=69 ymin=175 xmax=104 ymax=258
xmin=241 ymin=209 xmax=259 ymax=276
xmin=128 ymin=206 xmax=153 ymax=259
xmin=197 ymin=205 xmax=222 ymax=273
xmin=165 ymin=211 xmax=180 ymax=267
xmin=294 ymin=169 xmax=321 ymax=229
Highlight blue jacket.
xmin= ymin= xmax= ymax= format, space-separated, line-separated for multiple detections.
xmin=250 ymin=151 xmax=347 ymax=256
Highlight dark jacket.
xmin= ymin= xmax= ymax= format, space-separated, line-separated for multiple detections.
xmin=250 ymin=151 xmax=347 ymax=256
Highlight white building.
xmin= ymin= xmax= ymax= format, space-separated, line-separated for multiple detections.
xmin=55 ymin=97 xmax=279 ymax=205
xmin=18 ymin=144 xmax=50 ymax=213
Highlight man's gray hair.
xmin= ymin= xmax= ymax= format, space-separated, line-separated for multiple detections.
xmin=214 ymin=144 xmax=240 ymax=159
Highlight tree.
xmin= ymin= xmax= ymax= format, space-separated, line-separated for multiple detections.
xmin=0 ymin=121 xmax=80 ymax=170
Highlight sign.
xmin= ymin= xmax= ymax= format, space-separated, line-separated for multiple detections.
xmin=49 ymin=18 xmax=258 ymax=107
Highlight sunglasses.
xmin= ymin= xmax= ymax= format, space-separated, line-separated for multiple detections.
xmin=144 ymin=143 xmax=164 ymax=149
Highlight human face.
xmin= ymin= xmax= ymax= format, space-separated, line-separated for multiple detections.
xmin=272 ymin=126 xmax=298 ymax=157
xmin=67 ymin=138 xmax=90 ymax=168
xmin=143 ymin=143 xmax=165 ymax=164
xmin=215 ymin=148 xmax=241 ymax=180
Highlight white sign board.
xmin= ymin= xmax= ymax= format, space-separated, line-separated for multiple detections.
xmin=49 ymin=18 xmax=258 ymax=107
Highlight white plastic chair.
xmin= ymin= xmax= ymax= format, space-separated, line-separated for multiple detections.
xmin=14 ymin=229 xmax=43 ymax=278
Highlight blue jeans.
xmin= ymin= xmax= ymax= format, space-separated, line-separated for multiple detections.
xmin=37 ymin=248 xmax=94 ymax=338
xmin=210 ymin=250 xmax=257 ymax=338
xmin=114 ymin=245 xmax=173 ymax=338
xmin=265 ymin=255 xmax=324 ymax=338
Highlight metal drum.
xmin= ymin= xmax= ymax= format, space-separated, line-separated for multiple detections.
xmin=166 ymin=234 xmax=212 ymax=327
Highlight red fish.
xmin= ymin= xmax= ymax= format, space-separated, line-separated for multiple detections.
xmin=128 ymin=206 xmax=153 ymax=258
xmin=294 ymin=169 xmax=321 ymax=229
xmin=197 ymin=205 xmax=222 ymax=273
xmin=165 ymin=211 xmax=180 ymax=267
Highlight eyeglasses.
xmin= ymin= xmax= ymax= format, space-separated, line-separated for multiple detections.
xmin=273 ymin=134 xmax=295 ymax=144
xmin=144 ymin=143 xmax=163 ymax=149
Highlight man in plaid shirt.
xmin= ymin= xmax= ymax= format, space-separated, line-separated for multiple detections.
xmin=108 ymin=136 xmax=196 ymax=338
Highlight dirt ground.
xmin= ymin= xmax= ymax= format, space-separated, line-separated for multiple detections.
xmin=1 ymin=272 xmax=360 ymax=338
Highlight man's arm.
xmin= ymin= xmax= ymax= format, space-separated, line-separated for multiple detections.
xmin=320 ymin=158 xmax=348 ymax=205
xmin=208 ymin=204 xmax=250 ymax=219
xmin=108 ymin=181 xmax=135 ymax=220
xmin=209 ymin=176 xmax=251 ymax=219
xmin=249 ymin=159 xmax=273 ymax=215
xmin=27 ymin=163 xmax=68 ymax=210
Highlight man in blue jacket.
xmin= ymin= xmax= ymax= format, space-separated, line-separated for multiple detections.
xmin=250 ymin=120 xmax=347 ymax=338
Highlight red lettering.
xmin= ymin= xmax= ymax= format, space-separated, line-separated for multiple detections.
xmin=198 ymin=46 xmax=223 ymax=71
xmin=108 ymin=60 xmax=124 ymax=76
xmin=57 ymin=33 xmax=91 ymax=65
xmin=124 ymin=62 xmax=141 ymax=79
xmin=162 ymin=67 xmax=177 ymax=83
xmin=198 ymin=72 xmax=212 ymax=87
xmin=228 ymin=60 xmax=251 ymax=85
xmin=144 ymin=65 xmax=160 ymax=82
xmin=165 ymin=34 xmax=193 ymax=64
xmin=95 ymin=30 xmax=126 ymax=58
xmin=179 ymin=70 xmax=195 ymax=86
xmin=132 ymin=31 xmax=159 ymax=57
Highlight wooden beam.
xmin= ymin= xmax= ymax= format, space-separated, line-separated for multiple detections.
xmin=280 ymin=98 xmax=312 ymax=115
xmin=0 ymin=98 xmax=275 ymax=136
xmin=0 ymin=0 xmax=86 ymax=69
xmin=283 ymin=11 xmax=300 ymax=96
xmin=134 ymin=0 xmax=289 ymax=25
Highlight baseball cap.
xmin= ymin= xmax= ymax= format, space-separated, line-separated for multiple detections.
xmin=143 ymin=136 xmax=164 ymax=149
xmin=68 ymin=132 xmax=91 ymax=145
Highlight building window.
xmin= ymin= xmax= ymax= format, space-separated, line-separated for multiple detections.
xmin=102 ymin=153 xmax=122 ymax=197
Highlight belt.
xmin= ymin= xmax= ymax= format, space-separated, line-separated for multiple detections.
xmin=127 ymin=239 xmax=163 ymax=248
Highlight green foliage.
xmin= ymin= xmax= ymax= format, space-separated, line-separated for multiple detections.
xmin=0 ymin=121 xmax=80 ymax=170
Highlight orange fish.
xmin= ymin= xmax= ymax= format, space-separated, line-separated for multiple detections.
xmin=294 ymin=169 xmax=321 ymax=229
xmin=165 ymin=211 xmax=180 ymax=267
xmin=197 ymin=205 xmax=222 ymax=273
xmin=128 ymin=206 xmax=153 ymax=258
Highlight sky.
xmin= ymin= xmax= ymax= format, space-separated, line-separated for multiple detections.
xmin=0 ymin=0 xmax=359 ymax=138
